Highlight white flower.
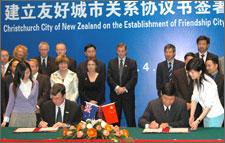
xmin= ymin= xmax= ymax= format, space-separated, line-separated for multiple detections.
xmin=91 ymin=120 xmax=96 ymax=125
xmin=87 ymin=123 xmax=93 ymax=129
xmin=101 ymin=120 xmax=107 ymax=128
xmin=86 ymin=119 xmax=91 ymax=122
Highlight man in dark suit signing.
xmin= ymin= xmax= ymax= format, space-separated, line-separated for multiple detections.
xmin=206 ymin=57 xmax=224 ymax=107
xmin=107 ymin=43 xmax=138 ymax=127
xmin=156 ymin=44 xmax=184 ymax=96
xmin=34 ymin=42 xmax=57 ymax=76
xmin=56 ymin=43 xmax=77 ymax=73
xmin=38 ymin=83 xmax=82 ymax=127
xmin=77 ymin=44 xmax=106 ymax=81
xmin=194 ymin=35 xmax=218 ymax=63
xmin=138 ymin=82 xmax=189 ymax=129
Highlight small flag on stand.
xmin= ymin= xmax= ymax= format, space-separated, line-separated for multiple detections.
xmin=102 ymin=102 xmax=118 ymax=124
xmin=83 ymin=102 xmax=98 ymax=121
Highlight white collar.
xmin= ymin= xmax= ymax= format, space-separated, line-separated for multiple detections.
xmin=33 ymin=72 xmax=38 ymax=79
xmin=163 ymin=105 xmax=171 ymax=111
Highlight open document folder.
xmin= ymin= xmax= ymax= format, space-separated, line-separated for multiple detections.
xmin=143 ymin=128 xmax=189 ymax=133
xmin=14 ymin=127 xmax=59 ymax=133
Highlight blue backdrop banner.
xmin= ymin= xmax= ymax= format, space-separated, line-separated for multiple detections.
xmin=1 ymin=1 xmax=224 ymax=126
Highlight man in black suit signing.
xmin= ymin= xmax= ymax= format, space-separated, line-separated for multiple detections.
xmin=156 ymin=44 xmax=184 ymax=96
xmin=138 ymin=82 xmax=189 ymax=129
xmin=38 ymin=83 xmax=82 ymax=127
xmin=34 ymin=42 xmax=57 ymax=76
xmin=194 ymin=35 xmax=218 ymax=63
xmin=107 ymin=43 xmax=138 ymax=127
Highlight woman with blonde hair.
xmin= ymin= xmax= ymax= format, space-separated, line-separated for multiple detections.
xmin=50 ymin=55 xmax=79 ymax=102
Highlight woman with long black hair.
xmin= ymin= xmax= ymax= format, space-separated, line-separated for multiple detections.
xmin=1 ymin=61 xmax=38 ymax=127
xmin=187 ymin=58 xmax=224 ymax=130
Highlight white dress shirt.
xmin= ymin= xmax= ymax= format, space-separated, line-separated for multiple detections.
xmin=55 ymin=99 xmax=65 ymax=122
xmin=19 ymin=79 xmax=32 ymax=99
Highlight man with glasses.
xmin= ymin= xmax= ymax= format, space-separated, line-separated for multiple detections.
xmin=34 ymin=42 xmax=57 ymax=76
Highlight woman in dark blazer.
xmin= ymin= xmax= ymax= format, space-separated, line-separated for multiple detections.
xmin=79 ymin=57 xmax=105 ymax=106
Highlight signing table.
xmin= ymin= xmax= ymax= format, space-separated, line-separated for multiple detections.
xmin=1 ymin=127 xmax=224 ymax=142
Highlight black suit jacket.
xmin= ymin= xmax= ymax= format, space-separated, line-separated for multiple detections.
xmin=138 ymin=97 xmax=189 ymax=128
xmin=156 ymin=59 xmax=185 ymax=95
xmin=34 ymin=56 xmax=57 ymax=76
xmin=2 ymin=65 xmax=11 ymax=77
xmin=215 ymin=73 xmax=224 ymax=107
xmin=107 ymin=57 xmax=137 ymax=100
xmin=1 ymin=74 xmax=13 ymax=113
xmin=195 ymin=52 xmax=219 ymax=62
xmin=68 ymin=57 xmax=77 ymax=73
xmin=77 ymin=60 xmax=106 ymax=81
xmin=172 ymin=67 xmax=193 ymax=103
xmin=36 ymin=73 xmax=51 ymax=106
xmin=39 ymin=99 xmax=82 ymax=127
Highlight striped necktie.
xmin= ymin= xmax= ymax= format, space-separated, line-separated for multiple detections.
xmin=168 ymin=62 xmax=172 ymax=81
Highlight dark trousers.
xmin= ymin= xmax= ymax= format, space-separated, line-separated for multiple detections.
xmin=112 ymin=94 xmax=136 ymax=127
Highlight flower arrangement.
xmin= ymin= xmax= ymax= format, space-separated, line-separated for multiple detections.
xmin=56 ymin=119 xmax=133 ymax=142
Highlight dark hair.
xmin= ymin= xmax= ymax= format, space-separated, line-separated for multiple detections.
xmin=186 ymin=58 xmax=206 ymax=89
xmin=161 ymin=82 xmax=176 ymax=96
xmin=164 ymin=44 xmax=176 ymax=52
xmin=184 ymin=52 xmax=195 ymax=60
xmin=13 ymin=61 xmax=33 ymax=97
xmin=50 ymin=83 xmax=66 ymax=97
xmin=86 ymin=57 xmax=97 ymax=65
xmin=197 ymin=35 xmax=210 ymax=45
xmin=206 ymin=57 xmax=219 ymax=71
xmin=84 ymin=44 xmax=96 ymax=52
xmin=116 ymin=43 xmax=127 ymax=51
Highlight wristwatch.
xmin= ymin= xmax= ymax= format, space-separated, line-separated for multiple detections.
xmin=197 ymin=119 xmax=201 ymax=123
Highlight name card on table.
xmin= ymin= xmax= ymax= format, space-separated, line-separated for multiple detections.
xmin=143 ymin=128 xmax=189 ymax=133
xmin=14 ymin=127 xmax=59 ymax=133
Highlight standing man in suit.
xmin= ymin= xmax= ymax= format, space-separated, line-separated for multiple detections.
xmin=206 ymin=57 xmax=224 ymax=107
xmin=55 ymin=43 xmax=77 ymax=73
xmin=107 ymin=43 xmax=138 ymax=127
xmin=172 ymin=52 xmax=195 ymax=110
xmin=172 ymin=52 xmax=203 ymax=127
xmin=1 ymin=49 xmax=11 ymax=77
xmin=138 ymin=82 xmax=189 ymax=129
xmin=77 ymin=44 xmax=106 ymax=81
xmin=156 ymin=44 xmax=184 ymax=96
xmin=219 ymin=57 xmax=224 ymax=74
xmin=194 ymin=35 xmax=218 ymax=63
xmin=38 ymin=83 xmax=82 ymax=127
xmin=28 ymin=59 xmax=51 ymax=111
xmin=1 ymin=59 xmax=19 ymax=122
xmin=34 ymin=42 xmax=57 ymax=76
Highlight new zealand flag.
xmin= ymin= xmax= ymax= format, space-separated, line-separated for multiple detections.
xmin=82 ymin=102 xmax=98 ymax=121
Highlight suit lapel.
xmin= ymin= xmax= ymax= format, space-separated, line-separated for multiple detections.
xmin=115 ymin=58 xmax=120 ymax=76
xmin=181 ymin=68 xmax=189 ymax=86
xmin=122 ymin=58 xmax=128 ymax=76
xmin=64 ymin=100 xmax=69 ymax=123
xmin=50 ymin=102 xmax=56 ymax=124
